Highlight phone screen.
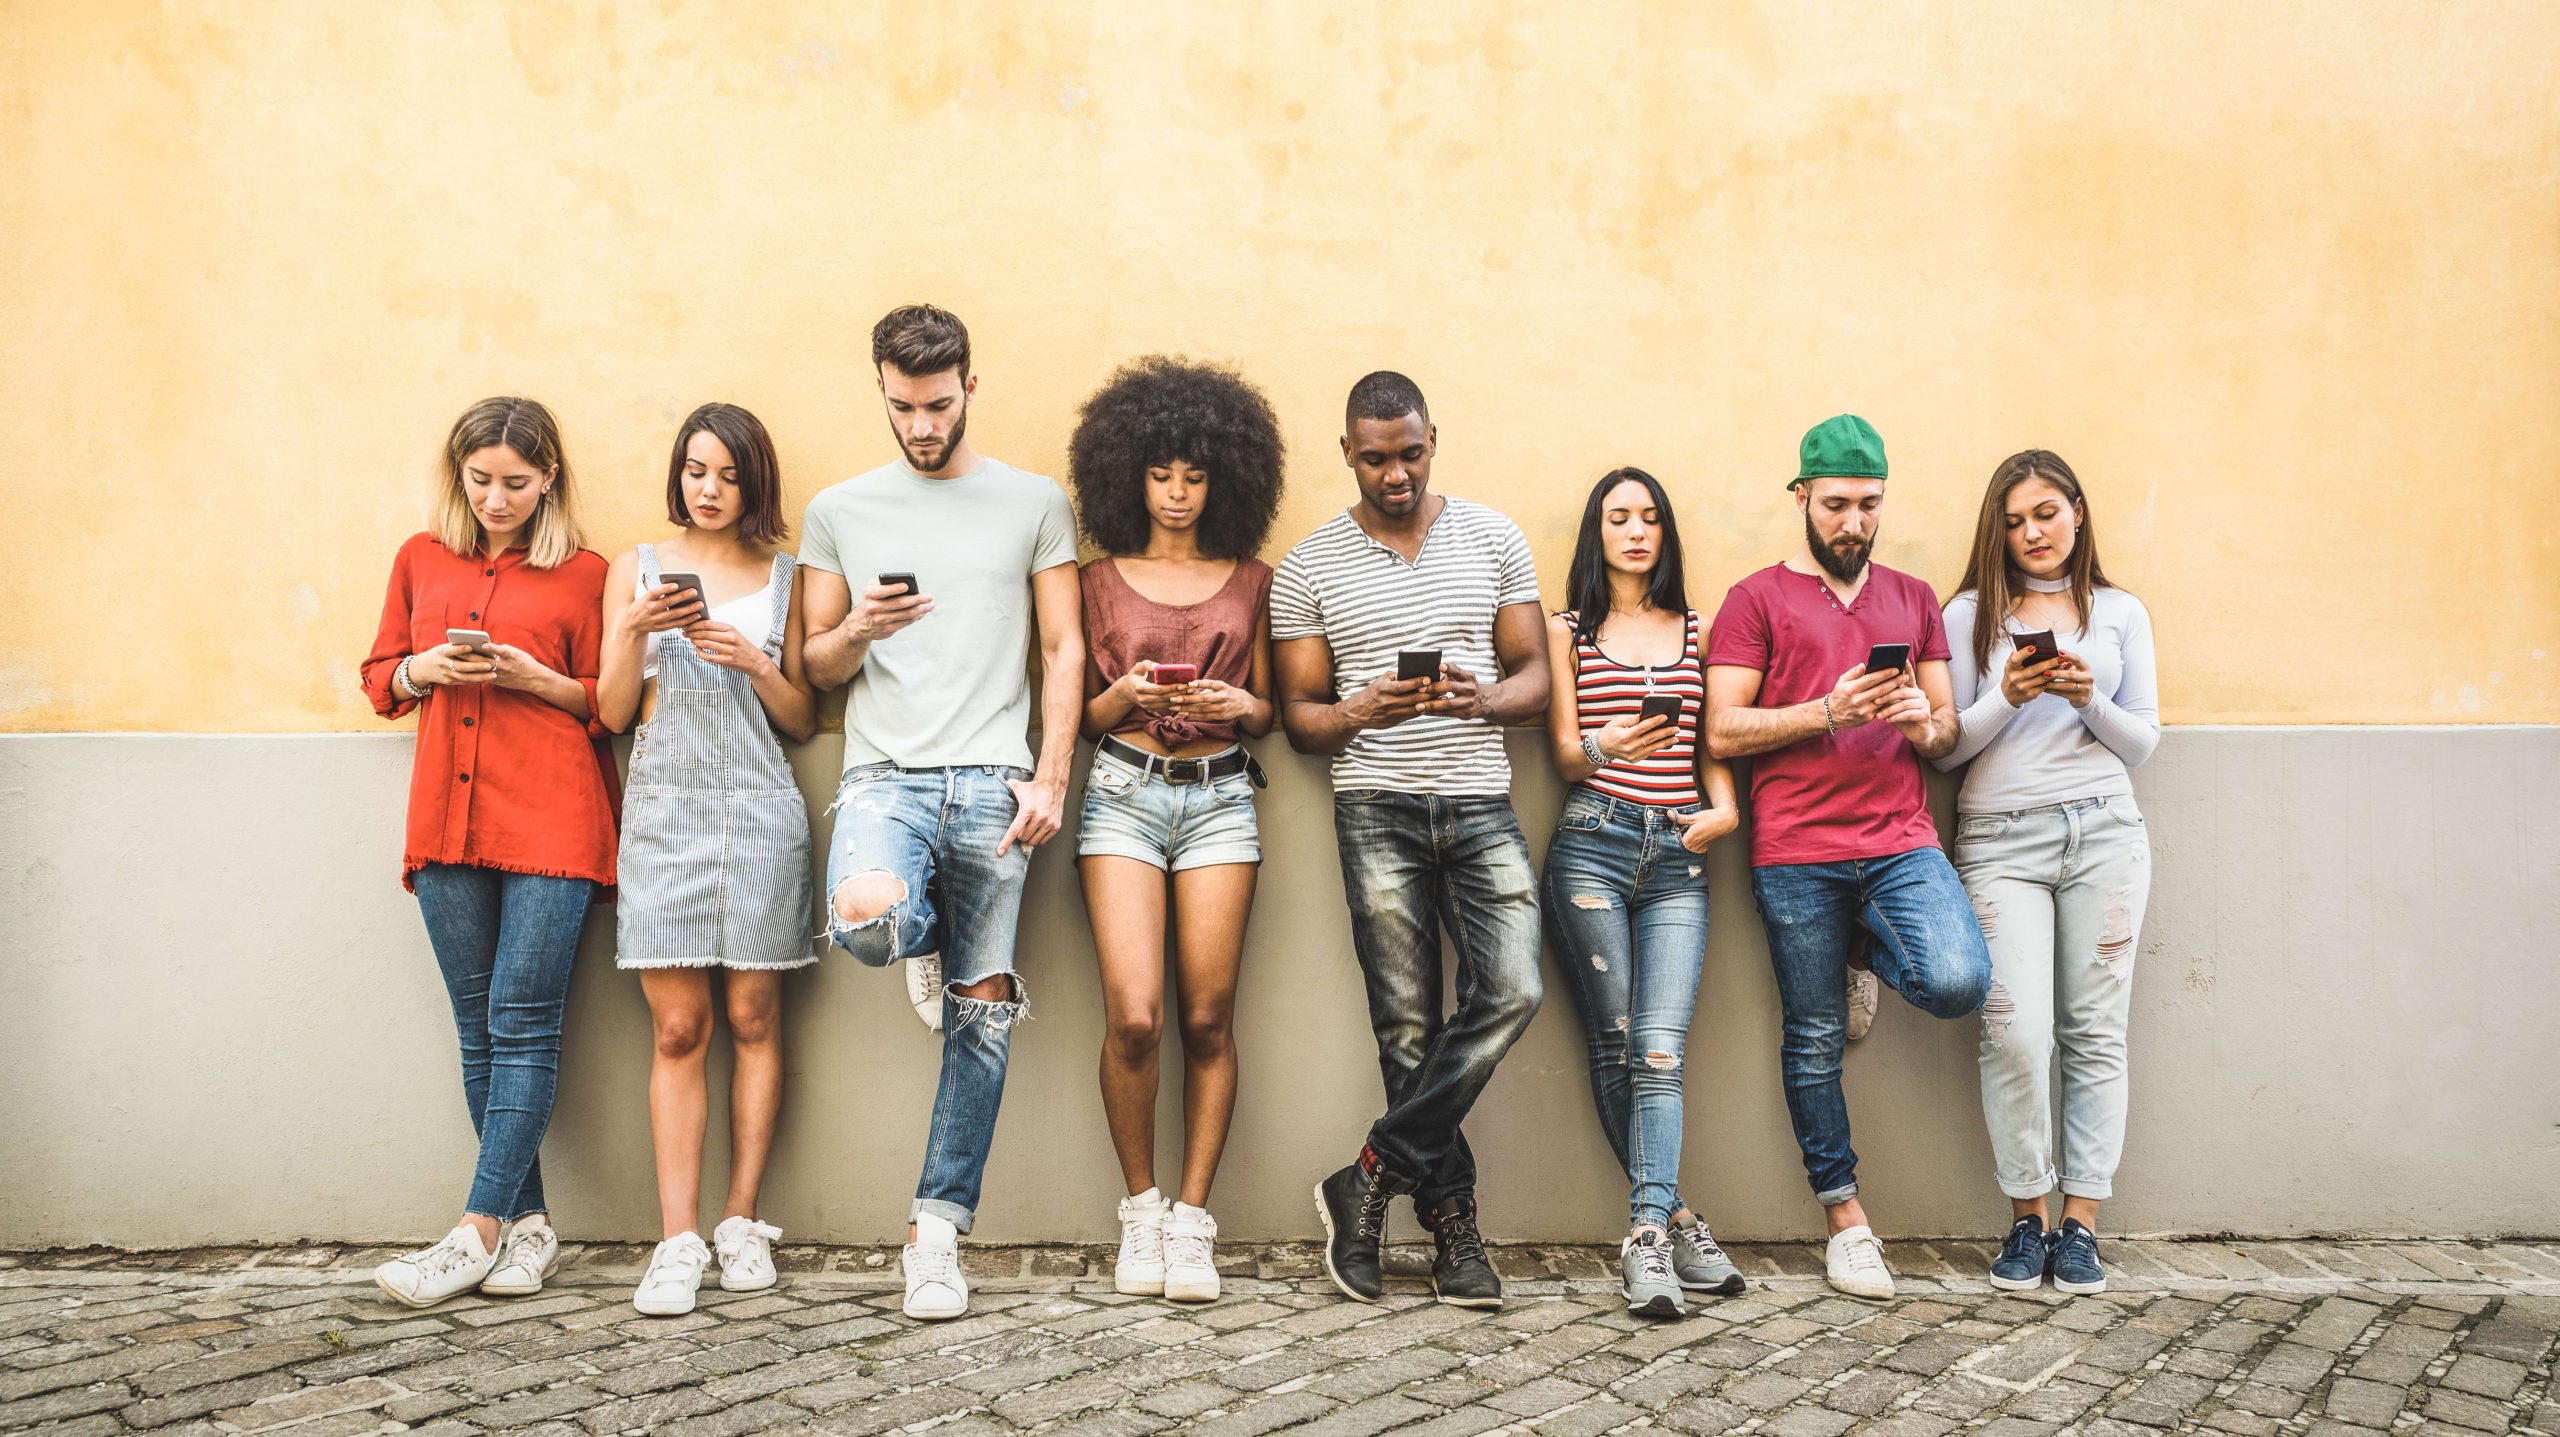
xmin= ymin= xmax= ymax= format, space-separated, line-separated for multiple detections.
xmin=2013 ymin=629 xmax=2057 ymax=664
xmin=1396 ymin=649 xmax=1442 ymax=682
xmin=1865 ymin=643 xmax=1912 ymax=676
xmin=1638 ymin=694 xmax=1684 ymax=726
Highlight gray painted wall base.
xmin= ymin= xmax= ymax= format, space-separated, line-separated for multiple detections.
xmin=3 ymin=728 xmax=2553 ymax=1248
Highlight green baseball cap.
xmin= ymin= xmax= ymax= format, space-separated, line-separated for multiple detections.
xmin=1792 ymin=414 xmax=1887 ymax=487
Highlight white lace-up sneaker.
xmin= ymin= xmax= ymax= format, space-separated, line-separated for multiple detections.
xmin=1825 ymin=1224 xmax=1895 ymax=1300
xmin=1846 ymin=966 xmax=1881 ymax=1041
xmin=375 ymin=1224 xmax=498 ymax=1309
xmin=1163 ymin=1202 xmax=1220 ymax=1304
xmin=1114 ymin=1189 xmax=1169 ymax=1296
xmin=633 ymin=1232 xmax=712 ymax=1316
xmin=904 ymin=1212 xmax=968 ymax=1320
xmin=906 ymin=951 xmax=944 ymax=1031
xmin=713 ymin=1215 xmax=783 ymax=1293
xmin=480 ymin=1214 xmax=559 ymax=1295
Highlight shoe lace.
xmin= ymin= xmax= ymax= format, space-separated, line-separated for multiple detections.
xmin=1840 ymin=1230 xmax=1888 ymax=1274
xmin=1630 ymin=1235 xmax=1675 ymax=1284
xmin=2059 ymin=1223 xmax=2099 ymax=1263
xmin=416 ymin=1234 xmax=478 ymax=1278
xmin=1164 ymin=1225 xmax=1214 ymax=1271
xmin=1673 ymin=1216 xmax=1728 ymax=1263
xmin=1435 ymin=1210 xmax=1488 ymax=1267
xmin=644 ymin=1237 xmax=706 ymax=1289
xmin=906 ymin=1240 xmax=958 ymax=1283
xmin=718 ymin=1219 xmax=781 ymax=1264
xmin=1355 ymin=1173 xmax=1393 ymax=1241
xmin=1118 ymin=1205 xmax=1166 ymax=1261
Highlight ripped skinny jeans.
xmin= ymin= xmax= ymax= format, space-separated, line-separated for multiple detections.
xmin=1955 ymin=794 xmax=2150 ymax=1201
xmin=1542 ymin=790 xmax=1710 ymax=1231
xmin=825 ymin=762 xmax=1033 ymax=1232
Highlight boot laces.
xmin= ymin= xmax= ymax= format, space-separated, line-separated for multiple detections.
xmin=1436 ymin=1209 xmax=1487 ymax=1267
xmin=1355 ymin=1172 xmax=1393 ymax=1241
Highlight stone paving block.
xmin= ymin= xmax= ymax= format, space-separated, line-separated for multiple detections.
xmin=213 ymin=1373 xmax=395 ymax=1429
xmin=1046 ymin=1411 xmax=1176 ymax=1437
xmin=1883 ymin=1330 xmax=1981 ymax=1376
xmin=1763 ymin=1402 xmax=1861 ymax=1437
xmin=2440 ymin=1352 xmax=2528 ymax=1399
xmin=1136 ymin=1378 xmax=1233 ymax=1418
xmin=1482 ymin=1375 xmax=1598 ymax=1417
xmin=1824 ymin=1366 xmax=1924 ymax=1415
xmin=2003 ymin=1377 xmax=2111 ymax=1422
xmin=0 ymin=1380 xmax=135 ymax=1430
xmin=1289 ymin=1392 xmax=1444 ymax=1436
xmin=572 ymin=1383 xmax=728 ymax=1435
xmin=990 ymin=1371 xmax=1133 ymax=1426
xmin=1858 ymin=1412 xmax=1962 ymax=1437
xmin=1657 ymin=1395 xmax=1754 ymax=1434
xmin=1306 ymin=1342 xmax=1462 ymax=1400
xmin=2226 ymin=1382 xmax=2307 ymax=1418
xmin=18 ymin=1414 xmax=125 ymax=1437
xmin=1725 ymin=1369 xmax=1814 ymax=1410
xmin=797 ymin=1383 xmax=981 ymax=1434
xmin=1187 ymin=1389 xmax=1340 ymax=1437
xmin=1911 ymin=1372 xmax=2011 ymax=1420
xmin=0 ymin=1339 xmax=211 ymax=1402
xmin=1532 ymin=1395 xmax=1643 ymax=1437
xmin=119 ymin=1367 xmax=307 ymax=1428
xmin=1390 ymin=1407 xmax=1513 ymax=1437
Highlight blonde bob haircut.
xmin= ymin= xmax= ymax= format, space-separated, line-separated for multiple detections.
xmin=430 ymin=396 xmax=584 ymax=569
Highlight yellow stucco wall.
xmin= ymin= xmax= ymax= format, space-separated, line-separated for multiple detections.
xmin=4 ymin=2 xmax=2555 ymax=732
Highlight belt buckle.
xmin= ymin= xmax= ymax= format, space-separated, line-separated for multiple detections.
xmin=1163 ymin=757 xmax=1205 ymax=785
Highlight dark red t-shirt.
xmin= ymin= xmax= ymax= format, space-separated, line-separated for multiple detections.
xmin=1706 ymin=562 xmax=1951 ymax=868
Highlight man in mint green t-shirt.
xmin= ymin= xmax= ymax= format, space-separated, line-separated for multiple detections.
xmin=799 ymin=304 xmax=1084 ymax=1323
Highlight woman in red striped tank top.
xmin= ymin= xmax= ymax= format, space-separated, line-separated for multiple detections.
xmin=1540 ymin=468 xmax=1745 ymax=1318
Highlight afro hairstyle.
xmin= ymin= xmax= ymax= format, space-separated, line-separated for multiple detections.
xmin=1068 ymin=355 xmax=1285 ymax=560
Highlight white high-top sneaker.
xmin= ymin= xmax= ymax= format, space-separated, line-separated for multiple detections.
xmin=375 ymin=1224 xmax=498 ymax=1309
xmin=1163 ymin=1202 xmax=1220 ymax=1304
xmin=633 ymin=1232 xmax=712 ymax=1316
xmin=480 ymin=1214 xmax=559 ymax=1295
xmin=713 ymin=1215 xmax=783 ymax=1293
xmin=905 ymin=952 xmax=944 ymax=1030
xmin=1825 ymin=1224 xmax=1895 ymax=1300
xmin=1114 ymin=1189 xmax=1169 ymax=1296
xmin=904 ymin=1212 xmax=968 ymax=1320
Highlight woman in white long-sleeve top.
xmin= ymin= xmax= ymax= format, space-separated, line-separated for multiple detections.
xmin=1935 ymin=449 xmax=2159 ymax=1297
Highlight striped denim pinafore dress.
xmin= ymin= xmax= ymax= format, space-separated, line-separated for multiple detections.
xmin=615 ymin=544 xmax=816 ymax=970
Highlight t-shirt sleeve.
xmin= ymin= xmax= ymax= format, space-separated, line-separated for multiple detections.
xmin=1493 ymin=518 xmax=1540 ymax=609
xmin=798 ymin=495 xmax=843 ymax=576
xmin=1914 ymin=579 xmax=1953 ymax=662
xmin=1030 ymin=481 xmax=1079 ymax=573
xmin=1704 ymin=579 xmax=1772 ymax=671
xmin=1268 ymin=549 xmax=1323 ymax=642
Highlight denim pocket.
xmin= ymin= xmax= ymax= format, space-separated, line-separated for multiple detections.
xmin=1087 ymin=762 xmax=1139 ymax=801
xmin=1955 ymin=814 xmax=2009 ymax=843
xmin=648 ymin=687 xmax=728 ymax=770
xmin=2103 ymin=796 xmax=2145 ymax=827
xmin=1336 ymin=788 xmax=1391 ymax=804
xmin=1557 ymin=799 xmax=1608 ymax=834
xmin=1210 ymin=773 xmax=1254 ymax=804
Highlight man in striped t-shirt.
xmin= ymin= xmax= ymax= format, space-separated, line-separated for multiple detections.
xmin=1272 ymin=371 xmax=1551 ymax=1308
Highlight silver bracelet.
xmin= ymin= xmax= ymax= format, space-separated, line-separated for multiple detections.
xmin=1821 ymin=694 xmax=1836 ymax=736
xmin=1581 ymin=733 xmax=1608 ymax=769
xmin=396 ymin=656 xmax=433 ymax=700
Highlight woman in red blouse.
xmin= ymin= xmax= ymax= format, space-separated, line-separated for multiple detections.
xmin=359 ymin=396 xmax=617 ymax=1310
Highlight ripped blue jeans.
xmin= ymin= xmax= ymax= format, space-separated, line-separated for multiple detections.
xmin=826 ymin=763 xmax=1033 ymax=1232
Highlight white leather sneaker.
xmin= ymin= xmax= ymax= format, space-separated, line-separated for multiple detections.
xmin=904 ymin=1212 xmax=968 ymax=1320
xmin=1825 ymin=1224 xmax=1895 ymax=1300
xmin=713 ymin=1215 xmax=783 ymax=1293
xmin=906 ymin=951 xmax=945 ymax=1031
xmin=375 ymin=1224 xmax=498 ymax=1309
xmin=1114 ymin=1189 xmax=1169 ymax=1296
xmin=1163 ymin=1202 xmax=1220 ymax=1304
xmin=633 ymin=1232 xmax=712 ymax=1316
xmin=480 ymin=1214 xmax=559 ymax=1295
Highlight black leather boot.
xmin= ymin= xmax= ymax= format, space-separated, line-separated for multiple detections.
xmin=1314 ymin=1147 xmax=1412 ymax=1302
xmin=1421 ymin=1193 xmax=1502 ymax=1308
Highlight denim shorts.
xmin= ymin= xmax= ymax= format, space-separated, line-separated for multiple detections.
xmin=1075 ymin=745 xmax=1261 ymax=871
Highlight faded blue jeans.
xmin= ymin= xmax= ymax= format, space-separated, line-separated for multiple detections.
xmin=1332 ymin=789 xmax=1544 ymax=1206
xmin=1542 ymin=791 xmax=1711 ymax=1231
xmin=826 ymin=764 xmax=1033 ymax=1234
xmin=1955 ymin=795 xmax=2151 ymax=1201
xmin=412 ymin=864 xmax=596 ymax=1221
xmin=1750 ymin=846 xmax=1992 ymax=1204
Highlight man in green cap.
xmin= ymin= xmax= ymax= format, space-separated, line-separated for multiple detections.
xmin=1703 ymin=415 xmax=1990 ymax=1300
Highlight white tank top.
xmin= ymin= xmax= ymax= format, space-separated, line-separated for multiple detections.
xmin=637 ymin=571 xmax=774 ymax=681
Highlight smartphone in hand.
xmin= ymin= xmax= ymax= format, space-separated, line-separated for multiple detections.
xmin=657 ymin=572 xmax=707 ymax=619
xmin=1396 ymin=648 xmax=1443 ymax=683
xmin=1637 ymin=693 xmax=1685 ymax=727
xmin=445 ymin=628 xmax=491 ymax=650
xmin=1864 ymin=642 xmax=1912 ymax=677
xmin=1149 ymin=663 xmax=1199 ymax=685
xmin=878 ymin=572 xmax=919 ymax=597
xmin=2012 ymin=629 xmax=2057 ymax=665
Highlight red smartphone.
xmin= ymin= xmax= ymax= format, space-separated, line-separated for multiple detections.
xmin=1149 ymin=663 xmax=1198 ymax=685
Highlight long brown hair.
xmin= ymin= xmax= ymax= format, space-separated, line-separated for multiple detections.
xmin=1953 ymin=449 xmax=2111 ymax=673
xmin=431 ymin=397 xmax=582 ymax=568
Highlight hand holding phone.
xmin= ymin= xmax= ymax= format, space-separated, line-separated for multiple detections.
xmin=1863 ymin=642 xmax=1912 ymax=678
xmin=1149 ymin=663 xmax=1199 ymax=685
xmin=1396 ymin=648 xmax=1442 ymax=683
xmin=2011 ymin=629 xmax=2057 ymax=665
xmin=1637 ymin=693 xmax=1686 ymax=729
xmin=877 ymin=572 xmax=919 ymax=597
xmin=852 ymin=574 xmax=934 ymax=642
xmin=445 ymin=628 xmax=491 ymax=651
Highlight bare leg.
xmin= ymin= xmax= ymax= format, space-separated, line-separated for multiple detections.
xmin=1169 ymin=862 xmax=1255 ymax=1209
xmin=1081 ymin=855 xmax=1170 ymax=1197
xmin=722 ymin=970 xmax=785 ymax=1222
xmin=1826 ymin=1196 xmax=1871 ymax=1236
xmin=2060 ymin=1195 xmax=2100 ymax=1232
xmin=2012 ymin=1195 xmax=2050 ymax=1228
xmin=641 ymin=969 xmax=716 ymax=1239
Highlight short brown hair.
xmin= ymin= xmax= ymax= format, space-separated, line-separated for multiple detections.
xmin=431 ymin=396 xmax=582 ymax=568
xmin=665 ymin=402 xmax=789 ymax=545
xmin=871 ymin=303 xmax=970 ymax=378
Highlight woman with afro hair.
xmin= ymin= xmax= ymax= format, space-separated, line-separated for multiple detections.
xmin=1067 ymin=355 xmax=1286 ymax=1304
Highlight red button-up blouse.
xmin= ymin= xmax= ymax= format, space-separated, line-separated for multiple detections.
xmin=361 ymin=532 xmax=619 ymax=892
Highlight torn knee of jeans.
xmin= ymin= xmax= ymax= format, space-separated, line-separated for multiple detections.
xmin=948 ymin=973 xmax=1028 ymax=1035
xmin=2096 ymin=892 xmax=2136 ymax=965
xmin=1970 ymin=891 xmax=1999 ymax=939
xmin=1982 ymin=978 xmax=2015 ymax=1045
xmin=1589 ymin=952 xmax=1609 ymax=972
xmin=828 ymin=871 xmax=906 ymax=933
xmin=1639 ymin=1049 xmax=1681 ymax=1072
xmin=1614 ymin=1015 xmax=1629 ymax=1032
xmin=1568 ymin=893 xmax=1614 ymax=911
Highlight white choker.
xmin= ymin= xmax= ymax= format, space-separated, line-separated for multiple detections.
xmin=2021 ymin=574 xmax=2071 ymax=593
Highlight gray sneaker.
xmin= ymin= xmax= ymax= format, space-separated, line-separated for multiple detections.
xmin=1621 ymin=1230 xmax=1685 ymax=1318
xmin=1669 ymin=1214 xmax=1747 ymax=1294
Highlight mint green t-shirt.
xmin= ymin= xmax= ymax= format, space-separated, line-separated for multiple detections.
xmin=800 ymin=457 xmax=1079 ymax=773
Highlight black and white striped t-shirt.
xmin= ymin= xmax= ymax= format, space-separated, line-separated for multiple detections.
xmin=1270 ymin=497 xmax=1542 ymax=795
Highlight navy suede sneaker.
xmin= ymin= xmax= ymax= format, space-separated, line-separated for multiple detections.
xmin=1988 ymin=1215 xmax=2051 ymax=1290
xmin=2050 ymin=1218 xmax=2106 ymax=1294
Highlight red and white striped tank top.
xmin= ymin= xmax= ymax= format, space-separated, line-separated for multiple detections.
xmin=1564 ymin=610 xmax=1704 ymax=806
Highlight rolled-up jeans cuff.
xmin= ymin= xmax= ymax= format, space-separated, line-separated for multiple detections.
xmin=910 ymin=1198 xmax=975 ymax=1235
xmin=1816 ymin=1182 xmax=1859 ymax=1206
xmin=2058 ymin=1177 xmax=2114 ymax=1201
xmin=2000 ymin=1169 xmax=2059 ymax=1201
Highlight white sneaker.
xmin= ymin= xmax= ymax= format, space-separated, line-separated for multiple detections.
xmin=1845 ymin=966 xmax=1881 ymax=1041
xmin=480 ymin=1214 xmax=559 ymax=1295
xmin=1163 ymin=1202 xmax=1220 ymax=1303
xmin=904 ymin=1212 xmax=968 ymax=1320
xmin=1826 ymin=1224 xmax=1895 ymax=1299
xmin=905 ymin=951 xmax=944 ymax=1031
xmin=713 ymin=1215 xmax=783 ymax=1292
xmin=1113 ymin=1189 xmax=1169 ymax=1295
xmin=375 ymin=1224 xmax=497 ymax=1309
xmin=633 ymin=1232 xmax=712 ymax=1316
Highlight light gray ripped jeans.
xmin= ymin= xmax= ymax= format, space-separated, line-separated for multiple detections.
xmin=1954 ymin=793 xmax=2150 ymax=1201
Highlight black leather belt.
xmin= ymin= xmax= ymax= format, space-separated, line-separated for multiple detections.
xmin=1099 ymin=734 xmax=1265 ymax=788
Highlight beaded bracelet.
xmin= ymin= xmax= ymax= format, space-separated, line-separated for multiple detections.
xmin=1581 ymin=733 xmax=1608 ymax=769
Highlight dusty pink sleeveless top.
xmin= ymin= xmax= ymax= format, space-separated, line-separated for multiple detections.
xmin=1080 ymin=556 xmax=1272 ymax=746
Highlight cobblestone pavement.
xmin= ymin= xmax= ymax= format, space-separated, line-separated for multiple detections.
xmin=4 ymin=1240 xmax=2556 ymax=1437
